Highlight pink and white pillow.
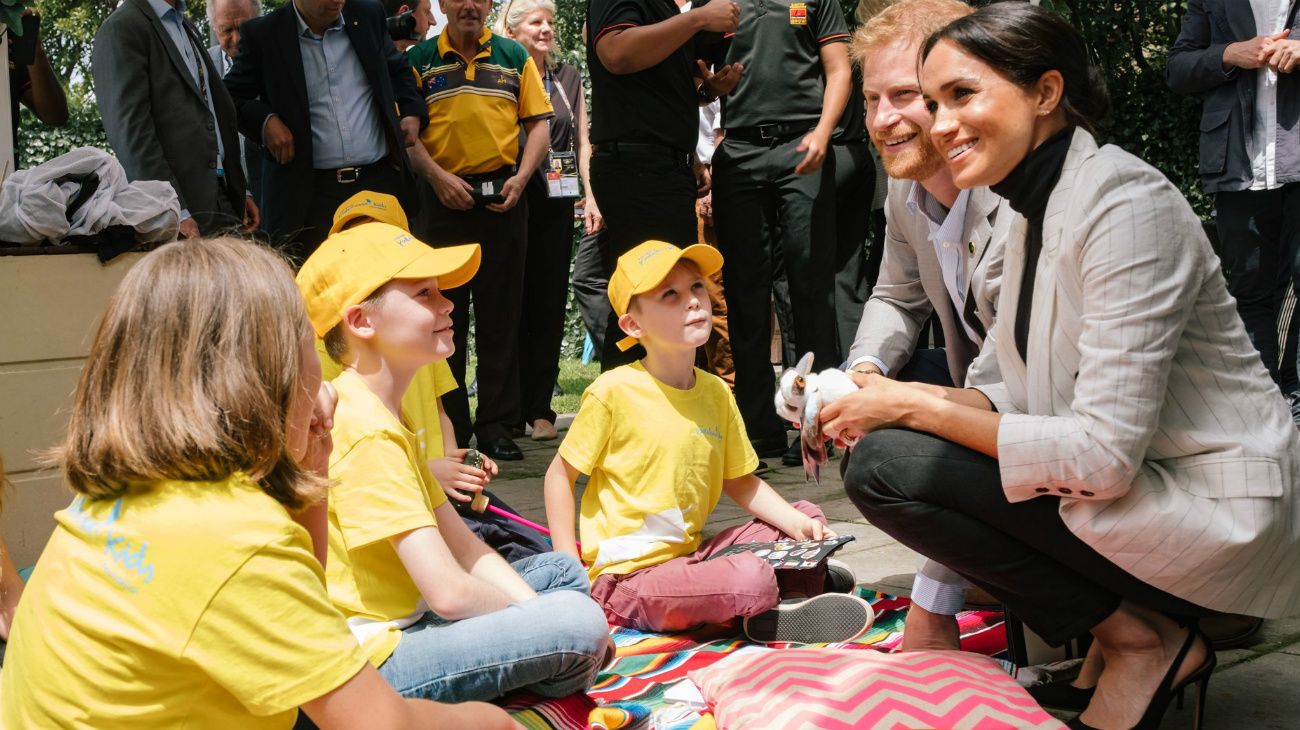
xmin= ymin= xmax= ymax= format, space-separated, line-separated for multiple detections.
xmin=688 ymin=648 xmax=1065 ymax=730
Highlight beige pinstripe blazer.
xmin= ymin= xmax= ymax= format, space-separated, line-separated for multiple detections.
xmin=974 ymin=128 xmax=1300 ymax=618
xmin=847 ymin=179 xmax=1004 ymax=386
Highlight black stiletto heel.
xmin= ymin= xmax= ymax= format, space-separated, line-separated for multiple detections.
xmin=1134 ymin=623 xmax=1216 ymax=730
xmin=1068 ymin=623 xmax=1216 ymax=730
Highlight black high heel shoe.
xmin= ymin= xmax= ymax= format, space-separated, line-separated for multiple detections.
xmin=1065 ymin=623 xmax=1216 ymax=730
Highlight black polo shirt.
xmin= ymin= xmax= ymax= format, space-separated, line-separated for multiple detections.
xmin=588 ymin=0 xmax=708 ymax=152
xmin=721 ymin=0 xmax=849 ymax=129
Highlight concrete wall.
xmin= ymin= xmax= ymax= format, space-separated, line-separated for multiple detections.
xmin=1 ymin=252 xmax=143 ymax=567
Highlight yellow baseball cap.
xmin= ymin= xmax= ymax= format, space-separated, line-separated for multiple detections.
xmin=297 ymin=222 xmax=481 ymax=337
xmin=329 ymin=191 xmax=409 ymax=235
xmin=607 ymin=240 xmax=724 ymax=351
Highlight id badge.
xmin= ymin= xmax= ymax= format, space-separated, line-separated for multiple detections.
xmin=546 ymin=150 xmax=580 ymax=198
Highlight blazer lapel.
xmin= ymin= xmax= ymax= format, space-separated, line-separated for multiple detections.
xmin=1026 ymin=128 xmax=1094 ymax=412
xmin=342 ymin=5 xmax=385 ymax=100
xmin=1225 ymin=0 xmax=1257 ymax=39
xmin=133 ymin=0 xmax=203 ymax=101
xmin=960 ymin=186 xmax=999 ymax=296
xmin=277 ymin=5 xmax=312 ymax=112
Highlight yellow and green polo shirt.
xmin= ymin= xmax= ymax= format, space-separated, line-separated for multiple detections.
xmin=407 ymin=28 xmax=554 ymax=176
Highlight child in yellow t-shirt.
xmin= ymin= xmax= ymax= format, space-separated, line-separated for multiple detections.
xmin=321 ymin=192 xmax=549 ymax=562
xmin=0 ymin=238 xmax=512 ymax=730
xmin=544 ymin=241 xmax=873 ymax=643
xmin=296 ymin=222 xmax=609 ymax=703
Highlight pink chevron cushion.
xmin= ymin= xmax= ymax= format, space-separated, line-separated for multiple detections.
xmin=689 ymin=649 xmax=1065 ymax=730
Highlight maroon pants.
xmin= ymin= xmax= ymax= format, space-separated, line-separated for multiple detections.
xmin=590 ymin=501 xmax=828 ymax=632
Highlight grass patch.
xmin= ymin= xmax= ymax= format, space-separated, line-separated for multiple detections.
xmin=467 ymin=357 xmax=600 ymax=418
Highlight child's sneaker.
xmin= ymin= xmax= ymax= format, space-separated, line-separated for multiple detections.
xmin=743 ymin=593 xmax=874 ymax=644
xmin=823 ymin=558 xmax=857 ymax=594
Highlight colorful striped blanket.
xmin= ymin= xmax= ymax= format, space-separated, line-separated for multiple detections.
xmin=502 ymin=592 xmax=1010 ymax=730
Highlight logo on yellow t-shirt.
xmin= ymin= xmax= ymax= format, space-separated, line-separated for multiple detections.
xmin=68 ymin=497 xmax=157 ymax=592
xmin=696 ymin=425 xmax=722 ymax=440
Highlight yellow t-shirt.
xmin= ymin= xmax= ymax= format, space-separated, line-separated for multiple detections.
xmin=559 ymin=362 xmax=759 ymax=581
xmin=316 ymin=340 xmax=458 ymax=459
xmin=0 ymin=476 xmax=366 ymax=730
xmin=325 ymin=370 xmax=449 ymax=666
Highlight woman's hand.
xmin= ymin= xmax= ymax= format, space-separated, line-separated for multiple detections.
xmin=429 ymin=448 xmax=497 ymax=503
xmin=302 ymin=381 xmax=337 ymax=477
xmin=819 ymin=374 xmax=928 ymax=444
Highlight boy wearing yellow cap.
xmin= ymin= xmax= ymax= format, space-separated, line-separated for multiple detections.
xmin=296 ymin=222 xmax=610 ymax=702
xmin=319 ymin=192 xmax=550 ymax=562
xmin=543 ymin=241 xmax=873 ymax=643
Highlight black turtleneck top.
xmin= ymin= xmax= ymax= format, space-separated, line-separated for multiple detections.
xmin=989 ymin=125 xmax=1074 ymax=362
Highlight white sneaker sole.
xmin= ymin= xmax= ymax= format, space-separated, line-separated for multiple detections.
xmin=743 ymin=593 xmax=875 ymax=644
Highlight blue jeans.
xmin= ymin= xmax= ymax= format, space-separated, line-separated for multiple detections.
xmin=377 ymin=552 xmax=609 ymax=702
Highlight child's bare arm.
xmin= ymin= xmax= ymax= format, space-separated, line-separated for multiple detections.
xmin=0 ymin=536 xmax=24 ymax=641
xmin=391 ymin=517 xmax=530 ymax=620
xmin=543 ymin=454 xmax=582 ymax=560
xmin=436 ymin=501 xmax=538 ymax=603
xmin=723 ymin=473 xmax=834 ymax=541
xmin=301 ymin=662 xmax=520 ymax=730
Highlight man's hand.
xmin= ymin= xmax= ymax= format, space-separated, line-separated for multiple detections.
xmin=242 ymin=196 xmax=260 ymax=232
xmin=178 ymin=217 xmax=201 ymax=239
xmin=694 ymin=158 xmax=712 ymax=197
xmin=696 ymin=191 xmax=714 ymax=227
xmin=429 ymin=166 xmax=475 ymax=210
xmin=692 ymin=0 xmax=740 ymax=33
xmin=429 ymin=448 xmax=498 ymax=504
xmin=399 ymin=115 xmax=423 ymax=147
xmin=1223 ymin=30 xmax=1290 ymax=70
xmin=486 ymin=174 xmax=526 ymax=213
xmin=697 ymin=60 xmax=744 ymax=99
xmin=302 ymin=380 xmax=338 ymax=477
xmin=583 ymin=195 xmax=605 ymax=235
xmin=263 ymin=115 xmax=295 ymax=165
xmin=1265 ymin=37 xmax=1300 ymax=73
xmin=794 ymin=129 xmax=830 ymax=176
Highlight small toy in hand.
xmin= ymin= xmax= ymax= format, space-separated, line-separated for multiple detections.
xmin=774 ymin=353 xmax=859 ymax=483
xmin=462 ymin=449 xmax=490 ymax=513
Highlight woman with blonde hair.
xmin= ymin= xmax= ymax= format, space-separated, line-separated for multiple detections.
xmin=0 ymin=238 xmax=514 ymax=729
xmin=0 ymin=455 xmax=23 ymax=668
xmin=495 ymin=0 xmax=601 ymax=441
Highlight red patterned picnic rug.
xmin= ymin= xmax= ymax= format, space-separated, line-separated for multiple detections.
xmin=501 ymin=591 xmax=1009 ymax=730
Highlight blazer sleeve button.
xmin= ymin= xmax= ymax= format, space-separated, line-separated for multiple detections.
xmin=1035 ymin=487 xmax=1050 ymax=493
xmin=1058 ymin=487 xmax=1073 ymax=495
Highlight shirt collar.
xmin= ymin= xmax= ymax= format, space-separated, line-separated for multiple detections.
xmin=294 ymin=2 xmax=345 ymax=38
xmin=437 ymin=26 xmax=494 ymax=62
xmin=906 ymin=181 xmax=971 ymax=241
xmin=146 ymin=0 xmax=185 ymax=22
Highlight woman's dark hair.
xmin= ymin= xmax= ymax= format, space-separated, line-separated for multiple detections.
xmin=921 ymin=1 xmax=1110 ymax=133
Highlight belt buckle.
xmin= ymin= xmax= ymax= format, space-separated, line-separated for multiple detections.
xmin=757 ymin=125 xmax=778 ymax=141
xmin=336 ymin=167 xmax=360 ymax=184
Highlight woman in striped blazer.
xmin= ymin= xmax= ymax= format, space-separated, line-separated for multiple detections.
xmin=827 ymin=4 xmax=1300 ymax=730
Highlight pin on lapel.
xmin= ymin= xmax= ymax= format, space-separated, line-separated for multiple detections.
xmin=968 ymin=241 xmax=975 ymax=254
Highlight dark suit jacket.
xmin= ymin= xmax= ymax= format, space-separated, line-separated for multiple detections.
xmin=209 ymin=44 xmax=265 ymax=213
xmin=223 ymin=0 xmax=427 ymax=240
xmin=1167 ymin=0 xmax=1300 ymax=194
xmin=91 ymin=0 xmax=245 ymax=233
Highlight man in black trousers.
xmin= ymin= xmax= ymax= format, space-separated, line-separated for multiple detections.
xmin=225 ymin=0 xmax=426 ymax=261
xmin=586 ymin=0 xmax=742 ymax=369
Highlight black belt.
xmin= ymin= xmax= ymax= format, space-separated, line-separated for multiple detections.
xmin=313 ymin=159 xmax=390 ymax=185
xmin=593 ymin=141 xmax=693 ymax=167
xmin=725 ymin=122 xmax=816 ymax=143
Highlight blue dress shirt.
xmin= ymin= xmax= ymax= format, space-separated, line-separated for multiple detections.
xmin=293 ymin=6 xmax=388 ymax=169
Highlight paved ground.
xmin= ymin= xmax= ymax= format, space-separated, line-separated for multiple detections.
xmin=486 ymin=418 xmax=1300 ymax=729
